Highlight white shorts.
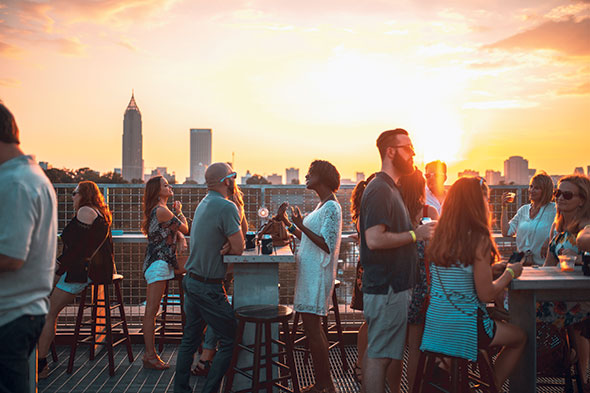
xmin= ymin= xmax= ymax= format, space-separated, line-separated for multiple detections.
xmin=144 ymin=260 xmax=174 ymax=284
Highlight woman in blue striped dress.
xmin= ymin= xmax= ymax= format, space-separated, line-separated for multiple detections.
xmin=420 ymin=177 xmax=526 ymax=389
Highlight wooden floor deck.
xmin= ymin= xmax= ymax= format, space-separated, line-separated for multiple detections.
xmin=39 ymin=344 xmax=576 ymax=392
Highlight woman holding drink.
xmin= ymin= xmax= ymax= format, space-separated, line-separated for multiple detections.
xmin=501 ymin=172 xmax=556 ymax=266
xmin=540 ymin=174 xmax=590 ymax=390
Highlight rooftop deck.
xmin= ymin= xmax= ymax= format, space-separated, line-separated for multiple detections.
xmin=40 ymin=344 xmax=577 ymax=392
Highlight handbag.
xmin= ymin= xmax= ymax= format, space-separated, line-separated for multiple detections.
xmin=85 ymin=232 xmax=111 ymax=283
xmin=258 ymin=217 xmax=291 ymax=246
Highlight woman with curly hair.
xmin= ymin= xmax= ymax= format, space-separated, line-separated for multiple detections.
xmin=37 ymin=181 xmax=115 ymax=378
xmin=277 ymin=160 xmax=342 ymax=393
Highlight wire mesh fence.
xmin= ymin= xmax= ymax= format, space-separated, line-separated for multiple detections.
xmin=53 ymin=183 xmax=521 ymax=329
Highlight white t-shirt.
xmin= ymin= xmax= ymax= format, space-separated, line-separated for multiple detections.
xmin=425 ymin=186 xmax=443 ymax=215
xmin=0 ymin=155 xmax=57 ymax=327
xmin=508 ymin=202 xmax=556 ymax=266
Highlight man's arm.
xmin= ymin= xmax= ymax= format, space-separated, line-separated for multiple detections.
xmin=226 ymin=230 xmax=244 ymax=255
xmin=0 ymin=254 xmax=24 ymax=272
xmin=365 ymin=222 xmax=435 ymax=250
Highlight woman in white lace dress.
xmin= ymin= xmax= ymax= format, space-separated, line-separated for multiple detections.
xmin=277 ymin=160 xmax=342 ymax=393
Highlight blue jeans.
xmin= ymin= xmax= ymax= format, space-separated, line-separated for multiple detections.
xmin=0 ymin=314 xmax=45 ymax=393
xmin=174 ymin=276 xmax=236 ymax=393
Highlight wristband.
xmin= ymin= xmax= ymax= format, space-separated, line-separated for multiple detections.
xmin=288 ymin=223 xmax=297 ymax=233
xmin=409 ymin=230 xmax=417 ymax=243
xmin=506 ymin=267 xmax=515 ymax=279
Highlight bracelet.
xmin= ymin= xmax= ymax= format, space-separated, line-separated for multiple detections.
xmin=409 ymin=230 xmax=417 ymax=243
xmin=287 ymin=223 xmax=297 ymax=233
xmin=506 ymin=267 xmax=515 ymax=279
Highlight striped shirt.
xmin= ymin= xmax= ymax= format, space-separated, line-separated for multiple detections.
xmin=420 ymin=262 xmax=494 ymax=361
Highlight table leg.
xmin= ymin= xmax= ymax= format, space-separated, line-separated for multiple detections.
xmin=508 ymin=290 xmax=536 ymax=393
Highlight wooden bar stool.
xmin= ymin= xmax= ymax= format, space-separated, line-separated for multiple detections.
xmin=67 ymin=274 xmax=134 ymax=376
xmin=223 ymin=305 xmax=300 ymax=393
xmin=413 ymin=350 xmax=498 ymax=393
xmin=291 ymin=279 xmax=349 ymax=371
xmin=156 ymin=273 xmax=186 ymax=351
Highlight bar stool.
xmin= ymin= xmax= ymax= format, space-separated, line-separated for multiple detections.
xmin=223 ymin=305 xmax=300 ymax=393
xmin=156 ymin=273 xmax=186 ymax=351
xmin=413 ymin=350 xmax=498 ymax=393
xmin=67 ymin=274 xmax=134 ymax=376
xmin=291 ymin=279 xmax=348 ymax=371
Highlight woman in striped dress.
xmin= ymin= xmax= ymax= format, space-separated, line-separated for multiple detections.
xmin=420 ymin=177 xmax=526 ymax=389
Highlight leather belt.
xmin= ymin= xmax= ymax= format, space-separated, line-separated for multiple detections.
xmin=188 ymin=272 xmax=223 ymax=284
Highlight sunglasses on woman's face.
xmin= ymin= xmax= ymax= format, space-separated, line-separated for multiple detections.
xmin=72 ymin=190 xmax=79 ymax=197
xmin=554 ymin=189 xmax=577 ymax=200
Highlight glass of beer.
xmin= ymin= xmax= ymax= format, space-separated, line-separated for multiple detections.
xmin=506 ymin=192 xmax=515 ymax=203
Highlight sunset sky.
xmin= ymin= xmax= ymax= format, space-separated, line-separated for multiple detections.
xmin=1 ymin=0 xmax=589 ymax=182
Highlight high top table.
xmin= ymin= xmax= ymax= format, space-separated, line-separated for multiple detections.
xmin=508 ymin=266 xmax=590 ymax=393
xmin=224 ymin=246 xmax=296 ymax=392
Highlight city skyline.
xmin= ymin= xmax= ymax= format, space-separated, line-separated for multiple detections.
xmin=1 ymin=1 xmax=589 ymax=182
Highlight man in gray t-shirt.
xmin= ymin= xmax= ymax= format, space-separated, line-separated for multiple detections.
xmin=0 ymin=103 xmax=57 ymax=392
xmin=174 ymin=162 xmax=244 ymax=393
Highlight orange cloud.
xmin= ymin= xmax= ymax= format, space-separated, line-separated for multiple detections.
xmin=558 ymin=81 xmax=590 ymax=95
xmin=0 ymin=40 xmax=22 ymax=57
xmin=0 ymin=78 xmax=20 ymax=87
xmin=485 ymin=17 xmax=590 ymax=56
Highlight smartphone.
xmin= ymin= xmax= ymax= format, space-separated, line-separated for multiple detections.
xmin=508 ymin=251 xmax=525 ymax=263
xmin=421 ymin=217 xmax=432 ymax=225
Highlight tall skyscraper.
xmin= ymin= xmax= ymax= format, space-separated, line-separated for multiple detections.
xmin=122 ymin=92 xmax=143 ymax=181
xmin=286 ymin=168 xmax=299 ymax=184
xmin=504 ymin=156 xmax=530 ymax=185
xmin=485 ymin=169 xmax=502 ymax=185
xmin=190 ymin=129 xmax=212 ymax=183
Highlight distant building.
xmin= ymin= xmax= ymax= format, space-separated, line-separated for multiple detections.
xmin=241 ymin=170 xmax=252 ymax=184
xmin=550 ymin=175 xmax=564 ymax=185
xmin=114 ymin=168 xmax=122 ymax=175
xmin=574 ymin=167 xmax=584 ymax=175
xmin=266 ymin=173 xmax=282 ymax=185
xmin=122 ymin=92 xmax=144 ymax=182
xmin=146 ymin=167 xmax=175 ymax=183
xmin=587 ymin=166 xmax=590 ymax=176
xmin=458 ymin=169 xmax=480 ymax=178
xmin=340 ymin=178 xmax=356 ymax=185
xmin=286 ymin=168 xmax=299 ymax=184
xmin=190 ymin=128 xmax=212 ymax=183
xmin=356 ymin=172 xmax=365 ymax=183
xmin=39 ymin=161 xmax=50 ymax=170
xmin=485 ymin=170 xmax=502 ymax=185
xmin=504 ymin=156 xmax=530 ymax=185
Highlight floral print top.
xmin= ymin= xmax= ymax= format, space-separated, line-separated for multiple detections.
xmin=143 ymin=207 xmax=182 ymax=273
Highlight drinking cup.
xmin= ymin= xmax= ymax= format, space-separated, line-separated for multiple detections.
xmin=506 ymin=192 xmax=515 ymax=203
xmin=261 ymin=234 xmax=273 ymax=255
xmin=558 ymin=255 xmax=576 ymax=272
xmin=245 ymin=231 xmax=256 ymax=250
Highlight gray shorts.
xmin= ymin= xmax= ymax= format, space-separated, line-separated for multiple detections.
xmin=364 ymin=287 xmax=410 ymax=359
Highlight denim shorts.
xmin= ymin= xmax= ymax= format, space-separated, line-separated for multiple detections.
xmin=56 ymin=273 xmax=91 ymax=295
xmin=144 ymin=260 xmax=174 ymax=284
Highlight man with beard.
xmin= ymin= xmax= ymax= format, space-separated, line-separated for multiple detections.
xmin=359 ymin=129 xmax=436 ymax=393
xmin=174 ymin=162 xmax=244 ymax=393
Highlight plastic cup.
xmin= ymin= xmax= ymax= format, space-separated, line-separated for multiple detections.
xmin=558 ymin=255 xmax=576 ymax=272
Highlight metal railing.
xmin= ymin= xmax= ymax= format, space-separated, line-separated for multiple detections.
xmin=53 ymin=184 xmax=523 ymax=328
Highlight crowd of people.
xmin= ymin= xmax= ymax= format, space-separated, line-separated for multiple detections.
xmin=1 ymin=100 xmax=590 ymax=393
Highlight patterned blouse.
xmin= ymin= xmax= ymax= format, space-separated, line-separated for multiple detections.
xmin=143 ymin=207 xmax=182 ymax=273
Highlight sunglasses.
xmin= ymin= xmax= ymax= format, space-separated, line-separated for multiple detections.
xmin=391 ymin=144 xmax=415 ymax=154
xmin=72 ymin=190 xmax=79 ymax=197
xmin=219 ymin=172 xmax=237 ymax=183
xmin=554 ymin=189 xmax=578 ymax=200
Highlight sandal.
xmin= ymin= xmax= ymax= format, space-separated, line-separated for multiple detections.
xmin=142 ymin=354 xmax=169 ymax=370
xmin=352 ymin=363 xmax=362 ymax=384
xmin=191 ymin=359 xmax=212 ymax=376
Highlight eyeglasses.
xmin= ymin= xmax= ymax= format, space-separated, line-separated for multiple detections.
xmin=391 ymin=144 xmax=415 ymax=154
xmin=554 ymin=189 xmax=578 ymax=200
xmin=219 ymin=172 xmax=237 ymax=183
xmin=72 ymin=190 xmax=79 ymax=197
